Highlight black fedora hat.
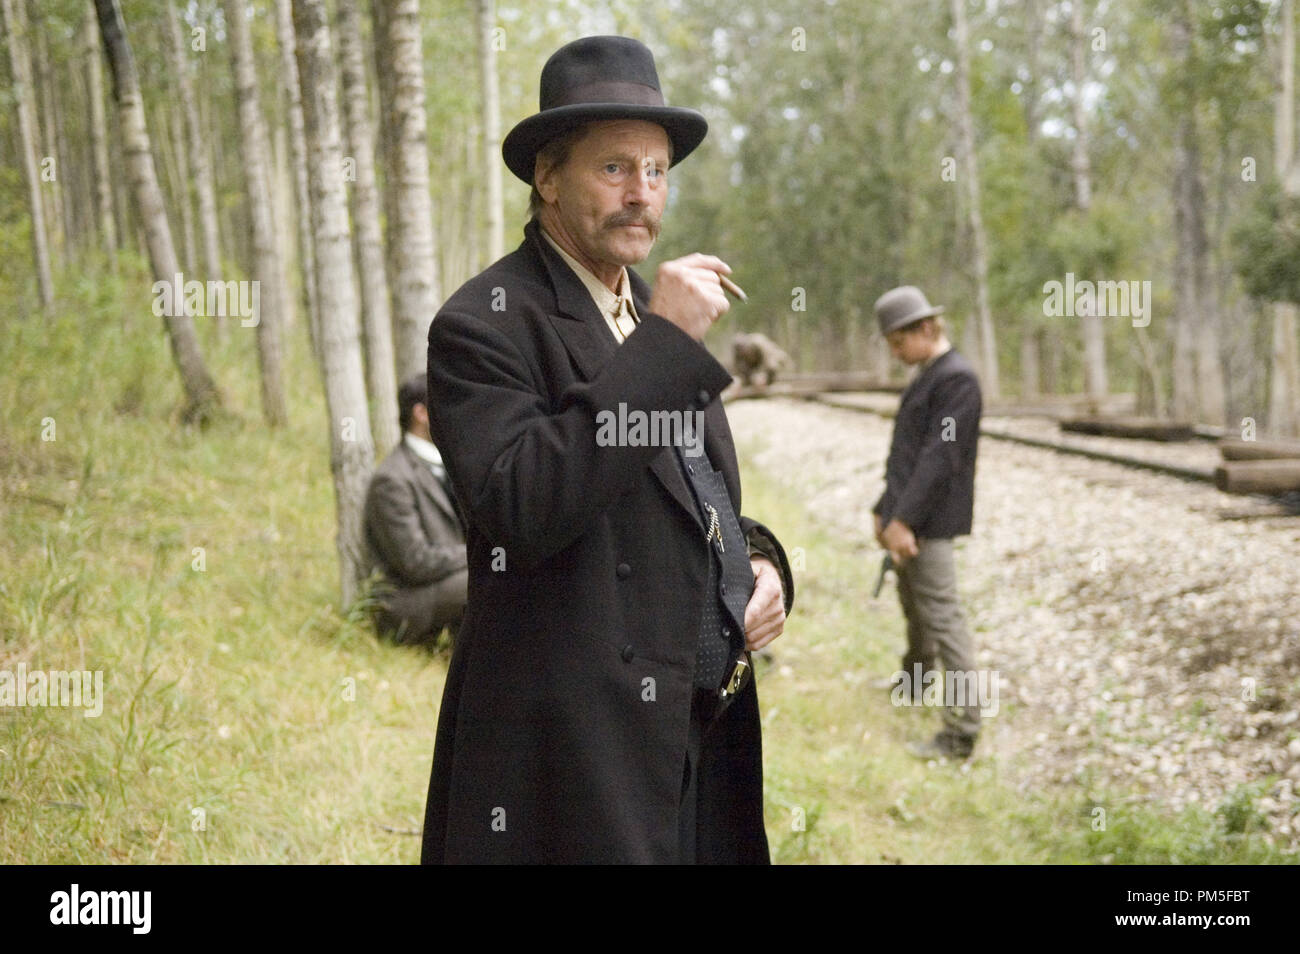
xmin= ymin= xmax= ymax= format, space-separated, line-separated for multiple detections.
xmin=502 ymin=35 xmax=708 ymax=184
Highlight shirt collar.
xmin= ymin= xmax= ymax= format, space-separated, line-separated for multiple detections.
xmin=921 ymin=341 xmax=952 ymax=370
xmin=403 ymin=431 xmax=444 ymax=467
xmin=540 ymin=227 xmax=635 ymax=322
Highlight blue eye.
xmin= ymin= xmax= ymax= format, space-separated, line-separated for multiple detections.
xmin=604 ymin=163 xmax=622 ymax=175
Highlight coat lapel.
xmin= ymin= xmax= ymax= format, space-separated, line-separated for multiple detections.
xmin=532 ymin=222 xmax=704 ymax=530
xmin=400 ymin=442 xmax=460 ymax=527
xmin=534 ymin=219 xmax=619 ymax=381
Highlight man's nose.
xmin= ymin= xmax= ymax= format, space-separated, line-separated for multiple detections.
xmin=624 ymin=162 xmax=660 ymax=203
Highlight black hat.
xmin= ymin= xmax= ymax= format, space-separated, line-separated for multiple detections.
xmin=502 ymin=36 xmax=708 ymax=184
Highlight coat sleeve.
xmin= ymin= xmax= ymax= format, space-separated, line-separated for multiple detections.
xmin=426 ymin=308 xmax=735 ymax=573
xmin=364 ymin=469 xmax=468 ymax=587
xmin=743 ymin=518 xmax=795 ymax=614
xmin=889 ymin=370 xmax=982 ymax=532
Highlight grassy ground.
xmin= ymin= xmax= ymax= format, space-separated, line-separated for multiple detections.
xmin=742 ymin=452 xmax=1288 ymax=863
xmin=1 ymin=263 xmax=1290 ymax=863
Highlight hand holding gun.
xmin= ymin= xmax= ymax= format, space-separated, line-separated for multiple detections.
xmin=872 ymin=552 xmax=895 ymax=598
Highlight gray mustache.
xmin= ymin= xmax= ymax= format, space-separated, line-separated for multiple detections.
xmin=604 ymin=213 xmax=661 ymax=232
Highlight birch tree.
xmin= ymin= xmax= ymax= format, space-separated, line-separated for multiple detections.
xmin=167 ymin=2 xmax=222 ymax=305
xmin=32 ymin=16 xmax=68 ymax=265
xmin=2 ymin=0 xmax=53 ymax=309
xmin=93 ymin=0 xmax=220 ymax=421
xmin=293 ymin=0 xmax=375 ymax=606
xmin=338 ymin=0 xmax=399 ymax=451
xmin=951 ymin=0 xmax=999 ymax=398
xmin=1270 ymin=0 xmax=1300 ymax=436
xmin=223 ymin=0 xmax=288 ymax=426
xmin=476 ymin=0 xmax=503 ymax=262
xmin=273 ymin=0 xmax=321 ymax=359
xmin=374 ymin=0 xmax=440 ymax=381
xmin=1170 ymin=0 xmax=1226 ymax=425
xmin=1070 ymin=0 xmax=1107 ymax=403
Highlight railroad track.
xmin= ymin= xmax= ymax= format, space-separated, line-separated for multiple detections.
xmin=789 ymin=390 xmax=1217 ymax=484
xmin=725 ymin=382 xmax=1300 ymax=511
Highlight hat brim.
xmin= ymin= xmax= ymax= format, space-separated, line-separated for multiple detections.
xmin=502 ymin=103 xmax=708 ymax=183
xmin=880 ymin=305 xmax=945 ymax=336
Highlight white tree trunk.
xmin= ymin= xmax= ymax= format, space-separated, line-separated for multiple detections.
xmin=93 ymin=0 xmax=220 ymax=419
xmin=2 ymin=0 xmax=53 ymax=308
xmin=161 ymin=102 xmax=197 ymax=274
xmin=31 ymin=17 xmax=66 ymax=265
xmin=224 ymin=0 xmax=289 ymax=427
xmin=374 ymin=0 xmax=440 ymax=382
xmin=167 ymin=3 xmax=223 ymax=313
xmin=338 ymin=0 xmax=400 ymax=452
xmin=274 ymin=0 xmax=321 ymax=360
xmin=1020 ymin=330 xmax=1040 ymax=398
xmin=476 ymin=0 xmax=504 ymax=262
xmin=951 ymin=0 xmax=999 ymax=398
xmin=1171 ymin=2 xmax=1226 ymax=426
xmin=1270 ymin=0 xmax=1300 ymax=436
xmin=293 ymin=0 xmax=376 ymax=607
xmin=83 ymin=5 xmax=117 ymax=261
xmin=1071 ymin=0 xmax=1107 ymax=403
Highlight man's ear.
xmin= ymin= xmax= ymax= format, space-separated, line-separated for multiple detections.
xmin=534 ymin=156 xmax=559 ymax=206
xmin=413 ymin=403 xmax=430 ymax=427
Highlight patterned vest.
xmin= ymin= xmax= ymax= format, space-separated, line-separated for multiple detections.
xmin=673 ymin=446 xmax=754 ymax=690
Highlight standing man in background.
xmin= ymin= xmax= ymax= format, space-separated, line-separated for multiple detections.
xmin=872 ymin=286 xmax=984 ymax=760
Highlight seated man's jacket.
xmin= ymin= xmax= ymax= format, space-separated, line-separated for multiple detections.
xmin=873 ymin=349 xmax=982 ymax=539
xmin=364 ymin=440 xmax=467 ymax=590
xmin=420 ymin=219 xmax=794 ymax=864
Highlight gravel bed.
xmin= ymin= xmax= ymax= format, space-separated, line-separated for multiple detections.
xmin=726 ymin=396 xmax=1300 ymax=848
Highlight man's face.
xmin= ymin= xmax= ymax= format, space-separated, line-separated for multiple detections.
xmin=535 ymin=120 xmax=671 ymax=270
xmin=886 ymin=320 xmax=934 ymax=365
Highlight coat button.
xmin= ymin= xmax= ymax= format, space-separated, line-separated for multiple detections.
xmin=720 ymin=582 xmax=727 ymax=596
xmin=616 ymin=562 xmax=631 ymax=579
xmin=696 ymin=388 xmax=711 ymax=406
xmin=722 ymin=626 xmax=731 ymax=639
xmin=621 ymin=644 xmax=635 ymax=663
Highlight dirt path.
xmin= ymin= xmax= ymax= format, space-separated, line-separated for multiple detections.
xmin=727 ymin=397 xmax=1300 ymax=846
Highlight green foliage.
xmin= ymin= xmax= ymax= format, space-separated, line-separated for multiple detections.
xmin=1044 ymin=196 xmax=1135 ymax=278
xmin=1231 ymin=181 xmax=1300 ymax=306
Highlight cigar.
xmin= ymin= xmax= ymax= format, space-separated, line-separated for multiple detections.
xmin=719 ymin=274 xmax=748 ymax=303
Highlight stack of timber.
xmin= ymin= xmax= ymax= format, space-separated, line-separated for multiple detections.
xmin=1059 ymin=416 xmax=1196 ymax=441
xmin=1214 ymin=439 xmax=1300 ymax=495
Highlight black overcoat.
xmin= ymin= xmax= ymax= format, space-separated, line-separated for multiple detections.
xmin=419 ymin=220 xmax=794 ymax=864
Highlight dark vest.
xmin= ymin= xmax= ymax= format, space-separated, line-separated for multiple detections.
xmin=674 ymin=446 xmax=754 ymax=690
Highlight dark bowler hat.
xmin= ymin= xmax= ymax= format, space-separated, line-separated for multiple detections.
xmin=874 ymin=285 xmax=945 ymax=336
xmin=502 ymin=35 xmax=708 ymax=184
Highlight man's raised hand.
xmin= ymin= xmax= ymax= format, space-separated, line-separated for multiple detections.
xmin=648 ymin=253 xmax=732 ymax=341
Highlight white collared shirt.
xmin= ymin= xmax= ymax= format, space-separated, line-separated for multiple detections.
xmin=541 ymin=228 xmax=640 ymax=344
xmin=921 ymin=340 xmax=952 ymax=370
xmin=404 ymin=431 xmax=446 ymax=475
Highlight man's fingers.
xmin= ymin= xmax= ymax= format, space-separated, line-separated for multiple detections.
xmin=675 ymin=252 xmax=731 ymax=275
xmin=745 ymin=609 xmax=785 ymax=650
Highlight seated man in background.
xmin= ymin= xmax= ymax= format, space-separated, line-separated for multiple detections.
xmin=363 ymin=374 xmax=468 ymax=646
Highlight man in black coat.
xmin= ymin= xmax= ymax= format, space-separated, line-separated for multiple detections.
xmin=363 ymin=374 xmax=468 ymax=646
xmin=871 ymin=286 xmax=984 ymax=760
xmin=419 ymin=36 xmax=793 ymax=864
